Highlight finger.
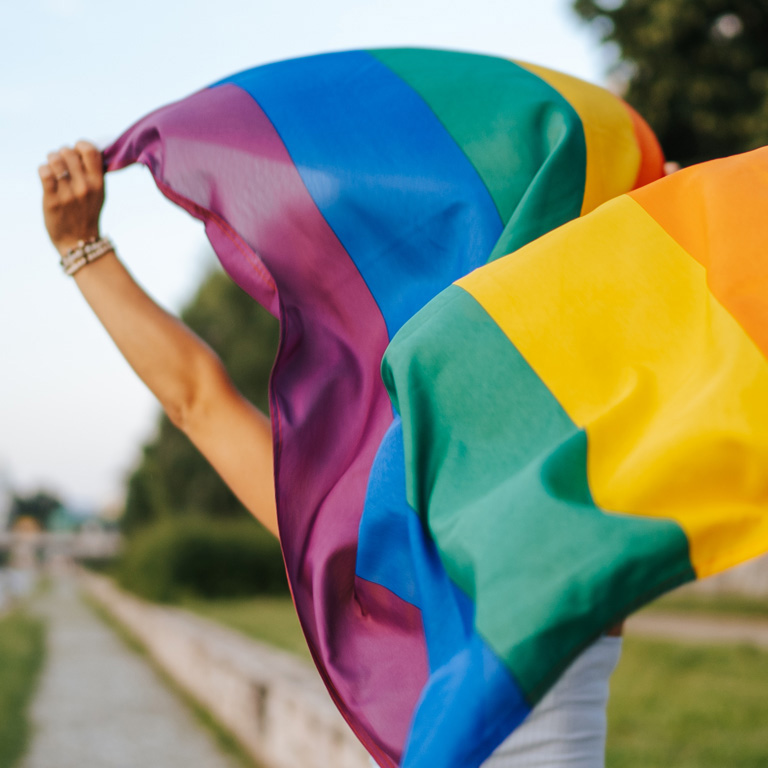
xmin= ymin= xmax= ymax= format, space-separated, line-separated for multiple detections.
xmin=59 ymin=146 xmax=87 ymax=194
xmin=75 ymin=140 xmax=104 ymax=185
xmin=47 ymin=151 xmax=72 ymax=194
xmin=38 ymin=164 xmax=57 ymax=196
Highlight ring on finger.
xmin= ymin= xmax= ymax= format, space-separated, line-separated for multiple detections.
xmin=55 ymin=170 xmax=71 ymax=181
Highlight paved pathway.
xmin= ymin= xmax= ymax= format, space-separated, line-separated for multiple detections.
xmin=19 ymin=573 xmax=768 ymax=767
xmin=21 ymin=576 xmax=242 ymax=768
xmin=627 ymin=609 xmax=768 ymax=648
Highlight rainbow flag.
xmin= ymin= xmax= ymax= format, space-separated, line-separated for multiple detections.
xmin=104 ymin=49 xmax=664 ymax=766
xmin=382 ymin=145 xmax=768 ymax=761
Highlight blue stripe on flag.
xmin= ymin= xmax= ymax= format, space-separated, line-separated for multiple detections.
xmin=358 ymin=419 xmax=531 ymax=767
xmin=213 ymin=50 xmax=502 ymax=337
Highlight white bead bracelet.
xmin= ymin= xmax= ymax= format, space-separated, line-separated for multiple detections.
xmin=61 ymin=236 xmax=114 ymax=276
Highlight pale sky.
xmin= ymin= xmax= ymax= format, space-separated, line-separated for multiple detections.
xmin=1 ymin=0 xmax=610 ymax=511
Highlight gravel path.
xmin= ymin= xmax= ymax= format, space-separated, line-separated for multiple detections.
xmin=21 ymin=576 xmax=242 ymax=768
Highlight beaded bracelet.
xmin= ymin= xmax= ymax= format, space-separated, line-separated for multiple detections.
xmin=61 ymin=236 xmax=115 ymax=276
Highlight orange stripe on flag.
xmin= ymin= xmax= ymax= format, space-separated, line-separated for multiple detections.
xmin=622 ymin=102 xmax=665 ymax=189
xmin=630 ymin=148 xmax=768 ymax=361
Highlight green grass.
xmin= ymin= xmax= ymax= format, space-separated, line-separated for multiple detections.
xmin=182 ymin=596 xmax=311 ymax=660
xmin=607 ymin=637 xmax=768 ymax=768
xmin=0 ymin=610 xmax=45 ymax=768
xmin=645 ymin=589 xmax=768 ymax=620
xmin=85 ymin=596 xmax=264 ymax=768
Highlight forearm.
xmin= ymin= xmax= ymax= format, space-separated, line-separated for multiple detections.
xmin=39 ymin=143 xmax=211 ymax=419
xmin=73 ymin=249 xmax=216 ymax=427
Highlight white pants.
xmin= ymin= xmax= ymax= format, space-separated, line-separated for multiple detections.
xmin=483 ymin=636 xmax=622 ymax=767
xmin=371 ymin=635 xmax=622 ymax=768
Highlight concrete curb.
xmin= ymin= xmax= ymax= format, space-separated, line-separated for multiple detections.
xmin=683 ymin=553 xmax=768 ymax=597
xmin=626 ymin=610 xmax=768 ymax=648
xmin=79 ymin=571 xmax=371 ymax=768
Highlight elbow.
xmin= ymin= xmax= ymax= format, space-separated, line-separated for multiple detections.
xmin=159 ymin=351 xmax=229 ymax=434
xmin=162 ymin=396 xmax=191 ymax=431
xmin=159 ymin=376 xmax=199 ymax=432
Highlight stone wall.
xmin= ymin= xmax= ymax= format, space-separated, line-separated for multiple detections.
xmin=79 ymin=571 xmax=372 ymax=768
xmin=682 ymin=553 xmax=768 ymax=597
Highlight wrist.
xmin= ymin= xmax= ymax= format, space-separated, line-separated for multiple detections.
xmin=60 ymin=236 xmax=115 ymax=276
xmin=55 ymin=230 xmax=101 ymax=258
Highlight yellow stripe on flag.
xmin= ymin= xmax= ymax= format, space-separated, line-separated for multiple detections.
xmin=458 ymin=195 xmax=768 ymax=578
xmin=515 ymin=61 xmax=641 ymax=216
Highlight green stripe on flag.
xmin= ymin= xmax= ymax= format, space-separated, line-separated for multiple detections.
xmin=383 ymin=284 xmax=696 ymax=700
xmin=370 ymin=48 xmax=588 ymax=260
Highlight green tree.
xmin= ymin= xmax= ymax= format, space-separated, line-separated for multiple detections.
xmin=8 ymin=491 xmax=62 ymax=530
xmin=122 ymin=263 xmax=279 ymax=534
xmin=572 ymin=0 xmax=768 ymax=165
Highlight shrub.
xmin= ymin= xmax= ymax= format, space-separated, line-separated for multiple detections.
xmin=117 ymin=518 xmax=288 ymax=603
xmin=76 ymin=555 xmax=118 ymax=575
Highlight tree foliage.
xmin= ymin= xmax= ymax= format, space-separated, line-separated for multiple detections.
xmin=8 ymin=491 xmax=62 ymax=530
xmin=117 ymin=517 xmax=288 ymax=601
xmin=572 ymin=0 xmax=768 ymax=165
xmin=122 ymin=264 xmax=279 ymax=534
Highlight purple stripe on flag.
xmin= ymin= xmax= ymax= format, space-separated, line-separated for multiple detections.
xmin=104 ymin=83 xmax=428 ymax=762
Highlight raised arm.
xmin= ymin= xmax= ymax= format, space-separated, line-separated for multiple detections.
xmin=39 ymin=142 xmax=278 ymax=537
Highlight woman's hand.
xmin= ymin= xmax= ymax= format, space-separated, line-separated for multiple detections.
xmin=39 ymin=141 xmax=105 ymax=256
